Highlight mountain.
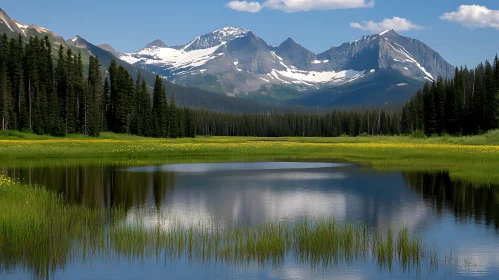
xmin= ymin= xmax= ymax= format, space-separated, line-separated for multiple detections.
xmin=145 ymin=39 xmax=168 ymax=49
xmin=0 ymin=7 xmax=291 ymax=113
xmin=0 ymin=7 xmax=455 ymax=108
xmin=120 ymin=27 xmax=368 ymax=95
xmin=119 ymin=27 xmax=454 ymax=105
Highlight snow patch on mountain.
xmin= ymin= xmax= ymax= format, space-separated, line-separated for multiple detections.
xmin=274 ymin=68 xmax=365 ymax=84
xmin=386 ymin=40 xmax=434 ymax=80
xmin=14 ymin=21 xmax=28 ymax=29
xmin=120 ymin=44 xmax=224 ymax=71
xmin=379 ymin=29 xmax=393 ymax=36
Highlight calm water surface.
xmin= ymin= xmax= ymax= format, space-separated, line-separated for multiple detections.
xmin=1 ymin=161 xmax=499 ymax=279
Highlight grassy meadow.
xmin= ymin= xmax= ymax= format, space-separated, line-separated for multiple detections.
xmin=1 ymin=130 xmax=499 ymax=185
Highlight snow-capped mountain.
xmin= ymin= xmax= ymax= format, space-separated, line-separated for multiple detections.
xmin=119 ymin=27 xmax=454 ymax=97
xmin=120 ymin=27 xmax=382 ymax=94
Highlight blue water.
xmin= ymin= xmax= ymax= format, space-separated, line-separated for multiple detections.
xmin=2 ymin=162 xmax=498 ymax=279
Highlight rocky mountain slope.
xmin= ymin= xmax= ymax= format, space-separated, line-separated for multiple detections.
xmin=119 ymin=27 xmax=454 ymax=101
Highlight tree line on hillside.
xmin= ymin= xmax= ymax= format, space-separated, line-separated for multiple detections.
xmin=401 ymin=57 xmax=499 ymax=135
xmin=0 ymin=34 xmax=195 ymax=138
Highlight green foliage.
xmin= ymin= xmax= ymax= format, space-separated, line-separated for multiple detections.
xmin=403 ymin=55 xmax=499 ymax=136
xmin=152 ymin=75 xmax=168 ymax=137
xmin=0 ymin=34 xmax=192 ymax=139
xmin=193 ymin=109 xmax=402 ymax=137
xmin=411 ymin=130 xmax=427 ymax=139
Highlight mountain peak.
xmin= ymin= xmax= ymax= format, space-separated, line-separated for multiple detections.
xmin=181 ymin=27 xmax=251 ymax=51
xmin=67 ymin=35 xmax=88 ymax=45
xmin=70 ymin=35 xmax=83 ymax=42
xmin=277 ymin=37 xmax=304 ymax=50
xmin=213 ymin=27 xmax=249 ymax=37
xmin=379 ymin=29 xmax=399 ymax=36
xmin=66 ymin=35 xmax=91 ymax=49
xmin=145 ymin=39 xmax=168 ymax=49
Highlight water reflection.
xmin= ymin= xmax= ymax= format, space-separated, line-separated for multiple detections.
xmin=403 ymin=172 xmax=499 ymax=230
xmin=4 ymin=163 xmax=499 ymax=230
xmin=5 ymin=167 xmax=175 ymax=211
xmin=2 ymin=162 xmax=499 ymax=279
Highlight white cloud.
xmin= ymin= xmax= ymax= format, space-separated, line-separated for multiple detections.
xmin=350 ymin=17 xmax=424 ymax=33
xmin=226 ymin=0 xmax=373 ymax=13
xmin=262 ymin=0 xmax=374 ymax=12
xmin=440 ymin=5 xmax=499 ymax=30
xmin=226 ymin=1 xmax=263 ymax=13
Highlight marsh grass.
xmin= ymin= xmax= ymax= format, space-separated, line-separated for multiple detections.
xmin=104 ymin=215 xmax=432 ymax=274
xmin=0 ymin=175 xmax=126 ymax=278
xmin=0 ymin=176 xmax=476 ymax=279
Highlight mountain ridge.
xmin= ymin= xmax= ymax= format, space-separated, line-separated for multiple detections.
xmin=118 ymin=26 xmax=454 ymax=104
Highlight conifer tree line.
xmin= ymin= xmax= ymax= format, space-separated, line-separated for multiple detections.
xmin=192 ymin=109 xmax=402 ymax=137
xmin=0 ymin=33 xmax=196 ymax=138
xmin=401 ymin=56 xmax=499 ymax=135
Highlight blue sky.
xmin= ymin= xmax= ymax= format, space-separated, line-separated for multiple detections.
xmin=2 ymin=0 xmax=499 ymax=67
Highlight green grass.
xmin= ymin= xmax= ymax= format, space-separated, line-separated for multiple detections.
xmin=1 ymin=130 xmax=499 ymax=185
xmin=0 ymin=175 xmax=114 ymax=278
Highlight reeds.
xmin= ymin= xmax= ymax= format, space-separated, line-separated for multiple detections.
xmin=0 ymin=176 xmax=457 ymax=279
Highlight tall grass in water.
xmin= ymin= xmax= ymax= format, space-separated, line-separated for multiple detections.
xmin=0 ymin=175 xmax=124 ymax=279
xmin=0 ymin=176 xmax=442 ymax=279
xmin=106 ymin=215 xmax=430 ymax=272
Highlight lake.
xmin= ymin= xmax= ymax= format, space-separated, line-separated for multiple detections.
xmin=1 ymin=160 xmax=499 ymax=279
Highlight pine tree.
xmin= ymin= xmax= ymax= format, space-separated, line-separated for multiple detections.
xmin=423 ymin=83 xmax=437 ymax=135
xmin=472 ymin=66 xmax=486 ymax=133
xmin=186 ymin=108 xmax=196 ymax=138
xmin=113 ymin=66 xmax=134 ymax=133
xmin=0 ymin=34 xmax=11 ymax=130
xmin=43 ymin=37 xmax=64 ymax=136
xmin=108 ymin=59 xmax=118 ymax=132
xmin=138 ymin=78 xmax=153 ymax=136
xmin=444 ymin=79 xmax=458 ymax=134
xmin=152 ymin=75 xmax=167 ymax=137
xmin=435 ymin=77 xmax=446 ymax=134
xmin=484 ymin=60 xmax=497 ymax=131
xmin=169 ymin=92 xmax=178 ymax=138
xmin=103 ymin=76 xmax=110 ymax=131
xmin=494 ymin=55 xmax=499 ymax=127
xmin=85 ymin=56 xmax=103 ymax=136
xmin=55 ymin=44 xmax=67 ymax=134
